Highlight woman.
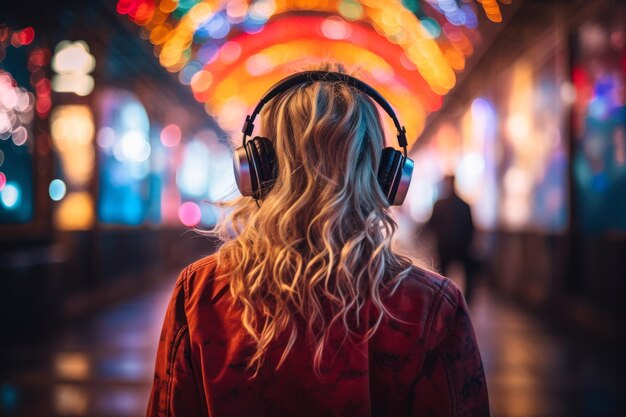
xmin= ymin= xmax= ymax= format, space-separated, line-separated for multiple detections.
xmin=147 ymin=67 xmax=490 ymax=416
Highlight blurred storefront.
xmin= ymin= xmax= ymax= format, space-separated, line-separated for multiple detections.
xmin=0 ymin=2 xmax=233 ymax=340
xmin=404 ymin=0 xmax=625 ymax=339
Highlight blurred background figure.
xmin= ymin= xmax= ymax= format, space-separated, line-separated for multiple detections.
xmin=425 ymin=175 xmax=476 ymax=303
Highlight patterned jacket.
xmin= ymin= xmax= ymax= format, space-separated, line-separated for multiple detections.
xmin=147 ymin=255 xmax=490 ymax=416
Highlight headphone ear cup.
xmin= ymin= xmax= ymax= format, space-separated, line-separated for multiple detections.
xmin=377 ymin=148 xmax=413 ymax=206
xmin=246 ymin=136 xmax=277 ymax=198
xmin=233 ymin=144 xmax=253 ymax=196
xmin=255 ymin=136 xmax=277 ymax=183
xmin=378 ymin=147 xmax=402 ymax=204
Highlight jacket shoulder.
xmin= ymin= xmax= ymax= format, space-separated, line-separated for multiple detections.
xmin=186 ymin=254 xmax=218 ymax=275
xmin=178 ymin=254 xmax=223 ymax=306
xmin=405 ymin=265 xmax=460 ymax=307
xmin=395 ymin=265 xmax=465 ymax=349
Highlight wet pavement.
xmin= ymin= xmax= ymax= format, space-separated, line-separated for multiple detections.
xmin=470 ymin=287 xmax=624 ymax=417
xmin=1 ymin=271 xmax=623 ymax=417
xmin=0 ymin=275 xmax=174 ymax=417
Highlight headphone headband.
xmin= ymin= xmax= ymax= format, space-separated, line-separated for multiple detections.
xmin=241 ymin=71 xmax=408 ymax=154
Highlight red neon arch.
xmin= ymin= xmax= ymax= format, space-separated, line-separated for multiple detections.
xmin=195 ymin=15 xmax=442 ymax=111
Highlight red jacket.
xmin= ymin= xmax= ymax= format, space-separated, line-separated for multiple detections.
xmin=147 ymin=255 xmax=490 ymax=416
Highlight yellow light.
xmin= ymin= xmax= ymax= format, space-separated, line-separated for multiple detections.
xmin=160 ymin=1 xmax=220 ymax=70
xmin=51 ymin=40 xmax=96 ymax=96
xmin=507 ymin=60 xmax=533 ymax=149
xmin=444 ymin=48 xmax=465 ymax=71
xmin=500 ymin=58 xmax=542 ymax=230
xmin=432 ymin=122 xmax=461 ymax=175
xmin=54 ymin=191 xmax=95 ymax=231
xmin=132 ymin=0 xmax=473 ymax=98
xmin=54 ymin=385 xmax=88 ymax=415
xmin=119 ymin=0 xmax=509 ymax=144
xmin=54 ymin=353 xmax=90 ymax=380
xmin=149 ymin=8 xmax=169 ymax=25
xmin=214 ymin=77 xmax=239 ymax=100
xmin=52 ymin=74 xmax=95 ymax=96
xmin=188 ymin=2 xmax=214 ymax=24
xmin=216 ymin=98 xmax=247 ymax=132
xmin=150 ymin=24 xmax=172 ymax=45
xmin=51 ymin=41 xmax=95 ymax=74
xmin=203 ymin=39 xmax=426 ymax=146
xmin=190 ymin=70 xmax=213 ymax=94
xmin=338 ymin=0 xmax=363 ymax=20
xmin=166 ymin=58 xmax=188 ymax=73
xmin=159 ymin=0 xmax=179 ymax=13
xmin=486 ymin=12 xmax=502 ymax=23
xmin=50 ymin=105 xmax=95 ymax=187
xmin=50 ymin=106 xmax=94 ymax=146
xmin=163 ymin=0 xmax=460 ymax=94
xmin=481 ymin=0 xmax=503 ymax=23
xmin=160 ymin=46 xmax=183 ymax=67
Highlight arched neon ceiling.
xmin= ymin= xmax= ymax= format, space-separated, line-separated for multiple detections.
xmin=117 ymin=0 xmax=511 ymax=146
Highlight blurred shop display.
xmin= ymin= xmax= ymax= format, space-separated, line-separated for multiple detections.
xmin=407 ymin=0 xmax=625 ymax=334
xmin=0 ymin=25 xmax=45 ymax=225
xmin=406 ymin=47 xmax=568 ymax=232
xmin=571 ymin=16 xmax=626 ymax=234
xmin=1 ymin=11 xmax=233 ymax=231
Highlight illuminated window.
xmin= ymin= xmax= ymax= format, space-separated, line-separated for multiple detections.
xmin=96 ymin=90 xmax=153 ymax=225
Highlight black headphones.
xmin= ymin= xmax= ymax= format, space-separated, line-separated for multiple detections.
xmin=233 ymin=71 xmax=414 ymax=206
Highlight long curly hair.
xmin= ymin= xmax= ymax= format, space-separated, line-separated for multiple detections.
xmin=211 ymin=66 xmax=412 ymax=375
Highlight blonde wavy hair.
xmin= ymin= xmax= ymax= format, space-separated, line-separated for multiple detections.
xmin=211 ymin=66 xmax=412 ymax=375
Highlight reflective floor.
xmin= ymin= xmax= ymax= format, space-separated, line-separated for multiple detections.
xmin=1 ymin=272 xmax=623 ymax=417
xmin=471 ymin=289 xmax=624 ymax=417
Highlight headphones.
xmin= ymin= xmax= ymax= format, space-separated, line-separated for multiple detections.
xmin=233 ymin=71 xmax=414 ymax=206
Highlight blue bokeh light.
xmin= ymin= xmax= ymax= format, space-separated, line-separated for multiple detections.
xmin=49 ymin=179 xmax=67 ymax=201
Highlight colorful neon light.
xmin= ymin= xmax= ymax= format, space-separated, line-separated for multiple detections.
xmin=117 ymin=0 xmax=511 ymax=144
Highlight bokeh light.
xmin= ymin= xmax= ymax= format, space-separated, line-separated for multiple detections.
xmin=51 ymin=40 xmax=96 ymax=96
xmin=96 ymin=127 xmax=116 ymax=149
xmin=0 ymin=182 xmax=20 ymax=209
xmin=49 ymin=179 xmax=67 ymax=201
xmin=176 ymin=139 xmax=210 ymax=196
xmin=115 ymin=131 xmax=151 ymax=162
xmin=50 ymin=105 xmax=95 ymax=187
xmin=178 ymin=201 xmax=201 ymax=226
xmin=115 ymin=0 xmax=513 ymax=145
xmin=160 ymin=124 xmax=182 ymax=147
xmin=0 ymin=69 xmax=36 ymax=145
xmin=54 ymin=191 xmax=95 ymax=231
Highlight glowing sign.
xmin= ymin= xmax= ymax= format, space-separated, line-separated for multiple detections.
xmin=51 ymin=41 xmax=96 ymax=96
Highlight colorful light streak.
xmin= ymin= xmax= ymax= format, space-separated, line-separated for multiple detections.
xmin=205 ymin=40 xmax=427 ymax=140
xmin=196 ymin=16 xmax=440 ymax=107
xmin=117 ymin=0 xmax=511 ymax=144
